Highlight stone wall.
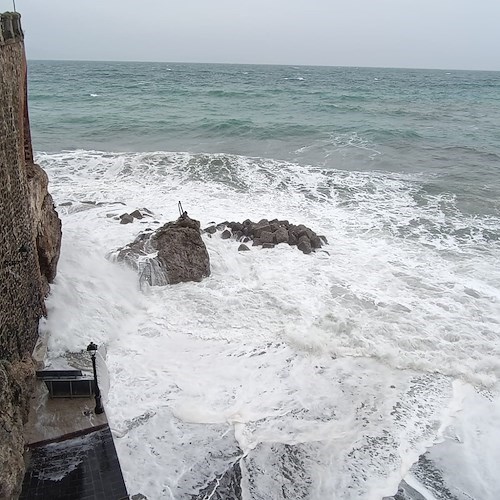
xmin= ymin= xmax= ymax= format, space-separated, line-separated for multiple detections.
xmin=0 ymin=12 xmax=62 ymax=499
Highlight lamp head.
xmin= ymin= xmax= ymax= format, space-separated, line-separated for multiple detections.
xmin=86 ymin=342 xmax=98 ymax=355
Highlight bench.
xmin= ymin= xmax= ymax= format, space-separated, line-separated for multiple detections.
xmin=36 ymin=370 xmax=94 ymax=398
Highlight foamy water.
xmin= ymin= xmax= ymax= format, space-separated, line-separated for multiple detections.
xmin=37 ymin=150 xmax=500 ymax=499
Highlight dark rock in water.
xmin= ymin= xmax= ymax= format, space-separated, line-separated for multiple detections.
xmin=114 ymin=215 xmax=210 ymax=285
xmin=141 ymin=207 xmax=153 ymax=215
xmin=274 ymin=227 xmax=289 ymax=244
xmin=207 ymin=217 xmax=324 ymax=254
xmin=204 ymin=225 xmax=217 ymax=234
xmin=59 ymin=201 xmax=72 ymax=207
xmin=288 ymin=232 xmax=298 ymax=246
xmin=120 ymin=213 xmax=134 ymax=224
xmin=253 ymin=224 xmax=272 ymax=238
xmin=238 ymin=244 xmax=250 ymax=251
xmin=319 ymin=235 xmax=328 ymax=245
xmin=130 ymin=209 xmax=144 ymax=219
xmin=259 ymin=231 xmax=274 ymax=244
xmin=297 ymin=235 xmax=312 ymax=254
xmin=310 ymin=235 xmax=322 ymax=249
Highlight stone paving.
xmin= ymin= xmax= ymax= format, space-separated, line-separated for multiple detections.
xmin=20 ymin=426 xmax=128 ymax=500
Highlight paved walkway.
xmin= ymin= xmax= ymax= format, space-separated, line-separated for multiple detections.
xmin=21 ymin=343 xmax=129 ymax=499
xmin=20 ymin=425 xmax=128 ymax=500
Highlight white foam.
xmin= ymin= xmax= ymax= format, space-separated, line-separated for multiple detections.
xmin=38 ymin=150 xmax=500 ymax=498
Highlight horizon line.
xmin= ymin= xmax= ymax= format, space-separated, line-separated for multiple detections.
xmin=25 ymin=58 xmax=500 ymax=73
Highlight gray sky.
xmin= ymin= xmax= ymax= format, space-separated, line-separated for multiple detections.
xmin=7 ymin=0 xmax=500 ymax=70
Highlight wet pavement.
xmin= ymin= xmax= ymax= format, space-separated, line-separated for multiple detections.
xmin=20 ymin=425 xmax=128 ymax=500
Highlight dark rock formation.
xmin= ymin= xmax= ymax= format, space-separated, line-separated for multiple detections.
xmin=120 ymin=213 xmax=134 ymax=224
xmin=0 ymin=357 xmax=36 ymax=500
xmin=205 ymin=218 xmax=327 ymax=254
xmin=114 ymin=216 xmax=210 ymax=285
xmin=0 ymin=13 xmax=61 ymax=498
xmin=26 ymin=163 xmax=62 ymax=294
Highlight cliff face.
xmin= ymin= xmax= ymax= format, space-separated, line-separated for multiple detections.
xmin=0 ymin=12 xmax=62 ymax=499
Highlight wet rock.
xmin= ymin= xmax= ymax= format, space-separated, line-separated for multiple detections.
xmin=130 ymin=209 xmax=144 ymax=219
xmin=310 ymin=235 xmax=322 ymax=249
xmin=204 ymin=225 xmax=217 ymax=234
xmin=114 ymin=215 xmax=210 ymax=285
xmin=274 ymin=227 xmax=289 ymax=244
xmin=319 ymin=235 xmax=328 ymax=245
xmin=238 ymin=244 xmax=250 ymax=251
xmin=259 ymin=231 xmax=274 ymax=244
xmin=288 ymin=232 xmax=298 ymax=246
xmin=297 ymin=236 xmax=312 ymax=254
xmin=253 ymin=224 xmax=272 ymax=238
xmin=26 ymin=163 xmax=62 ymax=294
xmin=120 ymin=213 xmax=134 ymax=224
xmin=262 ymin=243 xmax=275 ymax=249
xmin=221 ymin=230 xmax=232 ymax=240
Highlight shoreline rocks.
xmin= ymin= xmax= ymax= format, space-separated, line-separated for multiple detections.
xmin=204 ymin=218 xmax=327 ymax=254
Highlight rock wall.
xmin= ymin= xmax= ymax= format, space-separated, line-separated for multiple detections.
xmin=0 ymin=12 xmax=62 ymax=499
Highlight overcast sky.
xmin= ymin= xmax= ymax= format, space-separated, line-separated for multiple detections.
xmin=6 ymin=0 xmax=500 ymax=70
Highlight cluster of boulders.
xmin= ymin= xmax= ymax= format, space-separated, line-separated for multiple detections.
xmin=204 ymin=219 xmax=327 ymax=254
xmin=113 ymin=215 xmax=210 ymax=285
xmin=118 ymin=208 xmax=153 ymax=224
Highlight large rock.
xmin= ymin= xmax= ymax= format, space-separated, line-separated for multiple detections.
xmin=114 ymin=215 xmax=210 ymax=285
xmin=0 ymin=358 xmax=36 ymax=500
xmin=26 ymin=163 xmax=62 ymax=295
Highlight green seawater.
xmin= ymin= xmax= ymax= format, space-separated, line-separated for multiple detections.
xmin=28 ymin=61 xmax=500 ymax=220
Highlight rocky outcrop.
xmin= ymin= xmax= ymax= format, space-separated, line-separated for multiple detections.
xmin=114 ymin=215 xmax=211 ymax=285
xmin=204 ymin=219 xmax=327 ymax=254
xmin=0 ymin=357 xmax=36 ymax=500
xmin=26 ymin=162 xmax=62 ymax=296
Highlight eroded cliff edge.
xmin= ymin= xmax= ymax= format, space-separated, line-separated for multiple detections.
xmin=0 ymin=12 xmax=62 ymax=499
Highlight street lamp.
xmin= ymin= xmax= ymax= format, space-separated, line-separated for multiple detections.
xmin=86 ymin=342 xmax=104 ymax=414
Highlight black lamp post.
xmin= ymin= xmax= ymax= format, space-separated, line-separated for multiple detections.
xmin=86 ymin=342 xmax=104 ymax=414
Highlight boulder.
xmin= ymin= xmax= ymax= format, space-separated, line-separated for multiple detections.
xmin=120 ymin=213 xmax=134 ymax=224
xmin=26 ymin=163 xmax=62 ymax=295
xmin=130 ymin=209 xmax=143 ymax=219
xmin=221 ymin=230 xmax=232 ymax=240
xmin=153 ymin=217 xmax=210 ymax=284
xmin=259 ymin=231 xmax=274 ymax=245
xmin=297 ymin=236 xmax=312 ymax=254
xmin=253 ymin=224 xmax=272 ymax=238
xmin=114 ymin=215 xmax=210 ymax=285
xmin=288 ymin=232 xmax=298 ymax=246
xmin=238 ymin=244 xmax=250 ymax=252
xmin=274 ymin=227 xmax=289 ymax=244
xmin=204 ymin=225 xmax=217 ymax=234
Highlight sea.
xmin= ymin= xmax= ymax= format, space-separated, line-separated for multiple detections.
xmin=28 ymin=61 xmax=500 ymax=500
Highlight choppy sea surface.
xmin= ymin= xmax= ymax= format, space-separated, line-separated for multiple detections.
xmin=29 ymin=61 xmax=500 ymax=499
